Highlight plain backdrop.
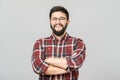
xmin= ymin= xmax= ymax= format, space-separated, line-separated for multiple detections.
xmin=0 ymin=0 xmax=120 ymax=80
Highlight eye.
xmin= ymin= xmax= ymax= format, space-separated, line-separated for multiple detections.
xmin=51 ymin=17 xmax=67 ymax=22
xmin=59 ymin=17 xmax=66 ymax=20
xmin=51 ymin=18 xmax=57 ymax=21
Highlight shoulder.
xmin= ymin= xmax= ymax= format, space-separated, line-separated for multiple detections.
xmin=68 ymin=35 xmax=84 ymax=42
xmin=35 ymin=36 xmax=51 ymax=43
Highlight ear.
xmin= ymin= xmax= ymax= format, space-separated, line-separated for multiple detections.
xmin=67 ymin=20 xmax=70 ymax=24
xmin=49 ymin=19 xmax=51 ymax=23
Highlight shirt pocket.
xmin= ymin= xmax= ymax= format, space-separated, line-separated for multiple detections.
xmin=65 ymin=46 xmax=73 ymax=56
xmin=44 ymin=47 xmax=52 ymax=57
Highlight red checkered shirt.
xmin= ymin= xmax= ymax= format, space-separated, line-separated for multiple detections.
xmin=31 ymin=33 xmax=86 ymax=80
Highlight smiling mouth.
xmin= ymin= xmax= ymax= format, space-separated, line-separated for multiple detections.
xmin=55 ymin=25 xmax=63 ymax=31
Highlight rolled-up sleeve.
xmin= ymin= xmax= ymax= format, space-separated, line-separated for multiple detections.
xmin=31 ymin=39 xmax=49 ymax=75
xmin=66 ymin=38 xmax=86 ymax=72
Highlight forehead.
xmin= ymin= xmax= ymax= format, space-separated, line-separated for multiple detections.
xmin=51 ymin=11 xmax=67 ymax=18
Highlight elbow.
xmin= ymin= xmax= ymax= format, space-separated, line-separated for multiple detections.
xmin=31 ymin=61 xmax=49 ymax=75
xmin=67 ymin=62 xmax=84 ymax=72
xmin=66 ymin=55 xmax=86 ymax=72
xmin=67 ymin=61 xmax=85 ymax=72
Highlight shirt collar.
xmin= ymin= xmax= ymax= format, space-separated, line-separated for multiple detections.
xmin=50 ymin=33 xmax=69 ymax=41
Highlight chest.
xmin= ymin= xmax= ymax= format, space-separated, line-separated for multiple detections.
xmin=43 ymin=40 xmax=75 ymax=58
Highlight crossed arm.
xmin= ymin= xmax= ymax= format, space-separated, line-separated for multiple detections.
xmin=32 ymin=39 xmax=86 ymax=75
xmin=45 ymin=58 xmax=68 ymax=75
xmin=32 ymin=40 xmax=68 ymax=75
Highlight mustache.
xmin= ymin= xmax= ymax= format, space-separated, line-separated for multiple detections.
xmin=54 ymin=23 xmax=63 ymax=27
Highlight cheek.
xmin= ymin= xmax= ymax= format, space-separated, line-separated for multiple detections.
xmin=50 ymin=23 xmax=54 ymax=27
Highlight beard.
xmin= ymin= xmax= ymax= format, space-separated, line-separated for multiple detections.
xmin=50 ymin=23 xmax=67 ymax=36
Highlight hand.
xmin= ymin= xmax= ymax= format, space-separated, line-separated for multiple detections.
xmin=45 ymin=58 xmax=50 ymax=63
xmin=45 ymin=58 xmax=55 ymax=64
xmin=45 ymin=58 xmax=68 ymax=70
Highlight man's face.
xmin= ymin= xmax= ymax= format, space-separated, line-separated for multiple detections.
xmin=50 ymin=11 xmax=69 ymax=36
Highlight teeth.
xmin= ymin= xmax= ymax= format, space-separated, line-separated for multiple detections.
xmin=55 ymin=25 xmax=62 ymax=31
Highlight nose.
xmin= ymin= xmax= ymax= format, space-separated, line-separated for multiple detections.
xmin=56 ymin=19 xmax=61 ymax=24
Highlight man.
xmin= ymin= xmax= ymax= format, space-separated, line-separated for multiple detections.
xmin=31 ymin=6 xmax=86 ymax=80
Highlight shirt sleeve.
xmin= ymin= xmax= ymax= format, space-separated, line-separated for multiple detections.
xmin=31 ymin=39 xmax=49 ymax=75
xmin=66 ymin=38 xmax=86 ymax=72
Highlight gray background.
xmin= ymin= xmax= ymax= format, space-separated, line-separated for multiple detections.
xmin=0 ymin=0 xmax=120 ymax=80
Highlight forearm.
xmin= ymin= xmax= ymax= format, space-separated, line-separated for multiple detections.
xmin=45 ymin=65 xmax=68 ymax=75
xmin=45 ymin=58 xmax=68 ymax=69
xmin=32 ymin=39 xmax=49 ymax=75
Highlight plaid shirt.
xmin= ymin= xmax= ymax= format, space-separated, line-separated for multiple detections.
xmin=31 ymin=33 xmax=86 ymax=80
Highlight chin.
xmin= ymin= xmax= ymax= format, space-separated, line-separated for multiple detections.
xmin=56 ymin=30 xmax=62 ymax=32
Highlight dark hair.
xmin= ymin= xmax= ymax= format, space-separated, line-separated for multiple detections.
xmin=49 ymin=6 xmax=69 ymax=20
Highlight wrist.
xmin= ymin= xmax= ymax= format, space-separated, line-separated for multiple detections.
xmin=65 ymin=66 xmax=68 ymax=70
xmin=44 ymin=61 xmax=50 ymax=65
